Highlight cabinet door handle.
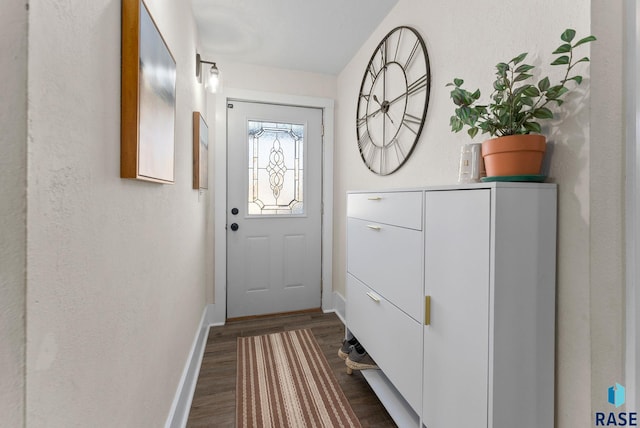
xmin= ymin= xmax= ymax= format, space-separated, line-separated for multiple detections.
xmin=366 ymin=224 xmax=381 ymax=231
xmin=425 ymin=295 xmax=431 ymax=325
xmin=366 ymin=292 xmax=381 ymax=303
xmin=367 ymin=196 xmax=382 ymax=201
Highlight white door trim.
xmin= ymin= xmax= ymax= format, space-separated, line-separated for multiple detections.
xmin=626 ymin=0 xmax=639 ymax=412
xmin=212 ymin=89 xmax=334 ymax=324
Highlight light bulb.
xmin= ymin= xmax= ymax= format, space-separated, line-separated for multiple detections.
xmin=206 ymin=64 xmax=219 ymax=93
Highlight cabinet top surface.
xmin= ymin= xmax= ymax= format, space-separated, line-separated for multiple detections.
xmin=347 ymin=182 xmax=557 ymax=194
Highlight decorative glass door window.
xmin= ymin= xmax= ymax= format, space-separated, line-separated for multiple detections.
xmin=247 ymin=121 xmax=305 ymax=215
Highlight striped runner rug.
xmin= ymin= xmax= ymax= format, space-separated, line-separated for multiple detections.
xmin=236 ymin=329 xmax=362 ymax=428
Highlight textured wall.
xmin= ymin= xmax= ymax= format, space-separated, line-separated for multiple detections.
xmin=334 ymin=0 xmax=622 ymax=426
xmin=590 ymin=0 xmax=625 ymax=417
xmin=26 ymin=0 xmax=209 ymax=426
xmin=0 ymin=1 xmax=27 ymax=427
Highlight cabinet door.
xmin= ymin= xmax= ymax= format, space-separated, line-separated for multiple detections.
xmin=347 ymin=274 xmax=423 ymax=413
xmin=423 ymin=189 xmax=490 ymax=428
xmin=347 ymin=217 xmax=423 ymax=321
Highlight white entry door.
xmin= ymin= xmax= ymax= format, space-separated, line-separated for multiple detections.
xmin=226 ymin=100 xmax=323 ymax=319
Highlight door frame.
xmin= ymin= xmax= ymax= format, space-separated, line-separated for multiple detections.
xmin=212 ymin=88 xmax=334 ymax=324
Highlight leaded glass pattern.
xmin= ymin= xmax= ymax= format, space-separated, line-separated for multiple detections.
xmin=248 ymin=121 xmax=304 ymax=215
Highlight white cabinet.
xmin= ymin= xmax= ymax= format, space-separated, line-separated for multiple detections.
xmin=346 ymin=184 xmax=557 ymax=428
xmin=423 ymin=189 xmax=491 ymax=427
xmin=346 ymin=190 xmax=424 ymax=417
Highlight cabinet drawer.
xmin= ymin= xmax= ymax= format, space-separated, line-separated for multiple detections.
xmin=346 ymin=274 xmax=422 ymax=414
xmin=347 ymin=191 xmax=423 ymax=230
xmin=347 ymin=217 xmax=423 ymax=321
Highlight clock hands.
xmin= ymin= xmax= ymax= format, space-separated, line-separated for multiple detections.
xmin=373 ymin=95 xmax=395 ymax=126
xmin=384 ymin=73 xmax=429 ymax=109
xmin=360 ymin=73 xmax=428 ymax=128
xmin=357 ymin=95 xmax=391 ymax=125
xmin=358 ymin=105 xmax=384 ymax=125
xmin=373 ymin=94 xmax=384 ymax=108
xmin=360 ymin=71 xmax=427 ymax=121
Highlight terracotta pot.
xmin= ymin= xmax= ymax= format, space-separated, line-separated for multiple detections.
xmin=481 ymin=134 xmax=546 ymax=176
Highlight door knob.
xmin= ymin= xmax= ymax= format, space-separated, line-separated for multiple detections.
xmin=230 ymin=223 xmax=239 ymax=231
xmin=231 ymin=208 xmax=239 ymax=215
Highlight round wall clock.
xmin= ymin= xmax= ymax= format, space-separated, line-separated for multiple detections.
xmin=356 ymin=26 xmax=431 ymax=175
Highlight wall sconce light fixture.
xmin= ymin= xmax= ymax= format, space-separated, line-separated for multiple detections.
xmin=196 ymin=53 xmax=220 ymax=93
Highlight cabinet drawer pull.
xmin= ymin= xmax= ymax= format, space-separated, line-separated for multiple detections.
xmin=366 ymin=224 xmax=382 ymax=231
xmin=367 ymin=196 xmax=382 ymax=201
xmin=366 ymin=292 xmax=381 ymax=302
xmin=425 ymin=295 xmax=431 ymax=325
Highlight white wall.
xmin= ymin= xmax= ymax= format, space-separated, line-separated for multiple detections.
xmin=26 ymin=0 xmax=210 ymax=426
xmin=0 ymin=1 xmax=27 ymax=427
xmin=334 ymin=0 xmax=624 ymax=426
xmin=591 ymin=0 xmax=625 ymax=416
xmin=213 ymin=61 xmax=337 ymax=100
xmin=626 ymin=0 xmax=640 ymax=411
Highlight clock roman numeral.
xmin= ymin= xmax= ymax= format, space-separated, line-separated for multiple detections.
xmin=392 ymin=28 xmax=404 ymax=62
xmin=407 ymin=74 xmax=428 ymax=97
xmin=368 ymin=61 xmax=379 ymax=81
xmin=380 ymin=39 xmax=387 ymax=70
xmin=362 ymin=142 xmax=378 ymax=169
xmin=404 ymin=38 xmax=422 ymax=70
xmin=389 ymin=137 xmax=406 ymax=155
xmin=358 ymin=130 xmax=370 ymax=149
xmin=401 ymin=113 xmax=423 ymax=135
xmin=404 ymin=113 xmax=423 ymax=125
xmin=391 ymin=137 xmax=407 ymax=161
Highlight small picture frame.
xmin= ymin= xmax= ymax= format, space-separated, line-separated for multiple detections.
xmin=193 ymin=112 xmax=209 ymax=189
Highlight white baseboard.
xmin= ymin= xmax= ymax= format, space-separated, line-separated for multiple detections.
xmin=165 ymin=304 xmax=216 ymax=428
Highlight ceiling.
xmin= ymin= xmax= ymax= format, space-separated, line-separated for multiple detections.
xmin=191 ymin=0 xmax=399 ymax=75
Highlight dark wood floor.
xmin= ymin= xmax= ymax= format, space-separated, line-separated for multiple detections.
xmin=186 ymin=311 xmax=396 ymax=427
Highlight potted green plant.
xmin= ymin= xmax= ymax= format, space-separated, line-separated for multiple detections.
xmin=447 ymin=29 xmax=596 ymax=177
